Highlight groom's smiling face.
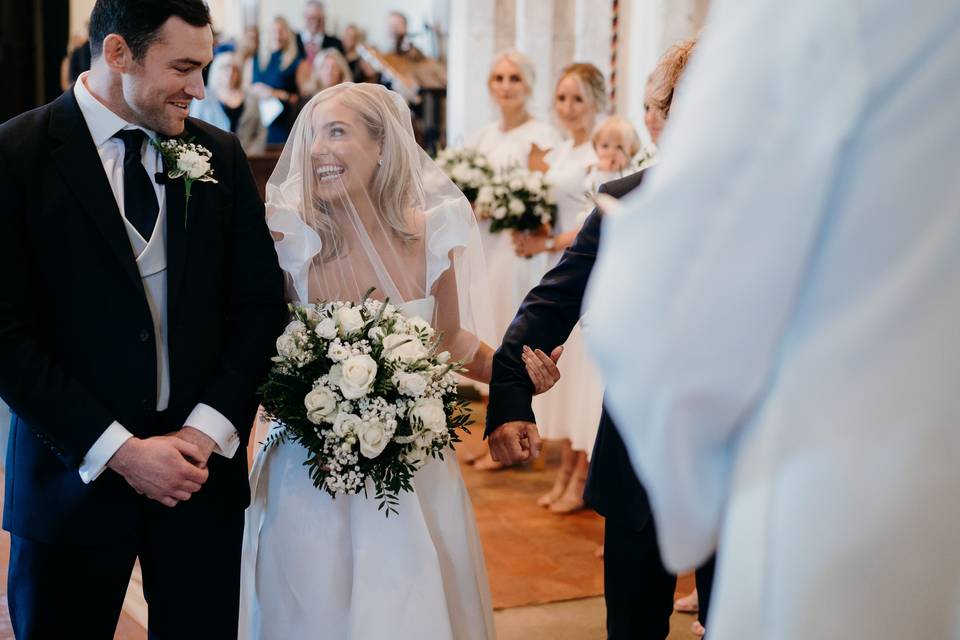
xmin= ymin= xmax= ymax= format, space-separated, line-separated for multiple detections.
xmin=121 ymin=16 xmax=213 ymax=136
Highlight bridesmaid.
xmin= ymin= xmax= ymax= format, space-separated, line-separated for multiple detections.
xmin=251 ymin=16 xmax=307 ymax=145
xmin=512 ymin=63 xmax=607 ymax=511
xmin=464 ymin=51 xmax=560 ymax=470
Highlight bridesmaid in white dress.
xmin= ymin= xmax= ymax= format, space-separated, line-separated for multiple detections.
xmin=240 ymin=83 xmax=561 ymax=640
xmin=464 ymin=51 xmax=561 ymax=347
xmin=463 ymin=51 xmax=560 ymax=470
xmin=513 ymin=63 xmax=609 ymax=512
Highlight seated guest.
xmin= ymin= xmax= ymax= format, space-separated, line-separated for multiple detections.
xmin=190 ymin=52 xmax=267 ymax=155
xmin=299 ymin=48 xmax=352 ymax=97
xmin=298 ymin=0 xmax=343 ymax=63
xmin=386 ymin=11 xmax=424 ymax=61
xmin=342 ymin=24 xmax=382 ymax=84
xmin=252 ymin=16 xmax=307 ymax=144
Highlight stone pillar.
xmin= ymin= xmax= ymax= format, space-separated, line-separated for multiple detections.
xmin=514 ymin=0 xmax=555 ymax=120
xmin=573 ymin=0 xmax=614 ymax=94
xmin=446 ymin=0 xmax=500 ymax=144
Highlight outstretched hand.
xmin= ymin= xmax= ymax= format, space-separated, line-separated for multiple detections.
xmin=488 ymin=421 xmax=543 ymax=465
xmin=524 ymin=345 xmax=564 ymax=394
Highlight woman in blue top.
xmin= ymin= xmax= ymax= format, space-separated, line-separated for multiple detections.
xmin=251 ymin=16 xmax=308 ymax=145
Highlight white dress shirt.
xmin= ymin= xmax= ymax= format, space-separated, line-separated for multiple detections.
xmin=585 ymin=0 xmax=960 ymax=638
xmin=73 ymin=73 xmax=240 ymax=483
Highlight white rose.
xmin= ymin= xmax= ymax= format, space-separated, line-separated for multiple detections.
xmin=367 ymin=325 xmax=386 ymax=343
xmin=436 ymin=351 xmax=451 ymax=364
xmin=276 ymin=334 xmax=298 ymax=358
xmin=382 ymin=333 xmax=428 ymax=363
xmin=177 ymin=149 xmax=211 ymax=179
xmin=328 ymin=363 xmax=342 ymax=385
xmin=508 ymin=177 xmax=524 ymax=191
xmin=315 ymin=317 xmax=337 ymax=339
xmin=357 ymin=418 xmax=391 ymax=459
xmin=305 ymin=385 xmax=339 ymax=424
xmin=407 ymin=315 xmax=433 ymax=336
xmin=476 ymin=185 xmax=494 ymax=204
xmin=334 ymin=306 xmax=365 ymax=335
xmin=525 ymin=175 xmax=542 ymax=192
xmin=393 ymin=371 xmax=429 ymax=397
xmin=336 ymin=354 xmax=378 ymax=399
xmin=332 ymin=411 xmax=362 ymax=437
xmin=451 ymin=163 xmax=471 ymax=183
xmin=409 ymin=397 xmax=447 ymax=435
xmin=327 ymin=341 xmax=352 ymax=362
xmin=493 ymin=206 xmax=507 ymax=220
xmin=508 ymin=198 xmax=526 ymax=215
xmin=285 ymin=320 xmax=306 ymax=335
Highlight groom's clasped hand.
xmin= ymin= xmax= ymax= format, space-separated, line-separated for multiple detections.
xmin=106 ymin=427 xmax=215 ymax=507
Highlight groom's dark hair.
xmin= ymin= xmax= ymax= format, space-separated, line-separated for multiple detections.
xmin=89 ymin=0 xmax=211 ymax=61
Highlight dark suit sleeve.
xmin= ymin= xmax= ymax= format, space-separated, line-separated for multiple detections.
xmin=196 ymin=136 xmax=286 ymax=441
xmin=0 ymin=141 xmax=116 ymax=466
xmin=484 ymin=208 xmax=603 ymax=435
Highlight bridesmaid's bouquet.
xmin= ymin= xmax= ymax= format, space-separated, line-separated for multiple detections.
xmin=259 ymin=292 xmax=472 ymax=516
xmin=435 ymin=147 xmax=494 ymax=202
xmin=474 ymin=165 xmax=557 ymax=233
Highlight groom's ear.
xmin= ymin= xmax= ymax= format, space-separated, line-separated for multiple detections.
xmin=101 ymin=34 xmax=133 ymax=73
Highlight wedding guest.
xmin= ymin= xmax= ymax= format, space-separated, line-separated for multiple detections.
xmin=387 ymin=11 xmax=424 ymax=61
xmin=486 ymin=38 xmax=716 ymax=640
xmin=342 ymin=24 xmax=381 ymax=84
xmin=251 ymin=16 xmax=307 ymax=145
xmin=297 ymin=0 xmax=343 ymax=63
xmin=463 ymin=50 xmax=561 ymax=470
xmin=300 ymin=48 xmax=352 ymax=97
xmin=511 ymin=63 xmax=607 ymax=512
xmin=67 ymin=32 xmax=91 ymax=87
xmin=190 ymin=52 xmax=267 ymax=155
xmin=586 ymin=115 xmax=645 ymax=189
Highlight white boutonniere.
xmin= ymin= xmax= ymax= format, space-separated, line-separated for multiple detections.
xmin=151 ymin=138 xmax=218 ymax=229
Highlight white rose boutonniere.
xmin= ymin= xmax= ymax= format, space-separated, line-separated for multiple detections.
xmin=151 ymin=137 xmax=218 ymax=229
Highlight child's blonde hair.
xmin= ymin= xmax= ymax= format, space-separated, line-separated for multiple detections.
xmin=591 ymin=115 xmax=642 ymax=158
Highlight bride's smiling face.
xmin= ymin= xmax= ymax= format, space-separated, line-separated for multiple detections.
xmin=310 ymin=98 xmax=381 ymax=202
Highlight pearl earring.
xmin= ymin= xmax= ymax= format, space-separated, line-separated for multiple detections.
xmin=377 ymin=158 xmax=384 ymax=166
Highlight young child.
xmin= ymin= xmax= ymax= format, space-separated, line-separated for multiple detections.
xmin=581 ymin=115 xmax=650 ymax=221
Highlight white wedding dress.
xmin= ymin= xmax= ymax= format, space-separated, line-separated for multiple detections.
xmin=239 ymin=83 xmax=496 ymax=640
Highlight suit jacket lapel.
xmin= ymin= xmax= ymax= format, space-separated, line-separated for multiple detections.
xmin=164 ymin=163 xmax=189 ymax=316
xmin=48 ymin=90 xmax=141 ymax=289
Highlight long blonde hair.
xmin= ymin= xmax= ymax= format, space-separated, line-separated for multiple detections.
xmin=305 ymin=84 xmax=420 ymax=261
xmin=262 ymin=16 xmax=300 ymax=71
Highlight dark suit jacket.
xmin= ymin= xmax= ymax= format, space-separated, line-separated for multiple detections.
xmin=0 ymin=89 xmax=287 ymax=544
xmin=485 ymin=170 xmax=652 ymax=531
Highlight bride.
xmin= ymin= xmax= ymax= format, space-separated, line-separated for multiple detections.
xmin=239 ymin=83 xmax=558 ymax=639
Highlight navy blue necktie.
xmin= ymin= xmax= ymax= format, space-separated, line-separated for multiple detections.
xmin=113 ymin=129 xmax=159 ymax=241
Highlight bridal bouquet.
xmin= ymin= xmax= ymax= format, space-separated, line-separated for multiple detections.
xmin=435 ymin=147 xmax=494 ymax=202
xmin=259 ymin=293 xmax=471 ymax=516
xmin=474 ymin=165 xmax=557 ymax=233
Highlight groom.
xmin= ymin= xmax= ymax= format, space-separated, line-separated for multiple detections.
xmin=0 ymin=1 xmax=285 ymax=637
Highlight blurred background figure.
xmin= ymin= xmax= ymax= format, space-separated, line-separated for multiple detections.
xmin=387 ymin=11 xmax=424 ymax=61
xmin=190 ymin=52 xmax=267 ymax=155
xmin=298 ymin=0 xmax=343 ymax=63
xmin=516 ymin=63 xmax=607 ymax=512
xmin=300 ymin=47 xmax=352 ymax=96
xmin=252 ymin=16 xmax=307 ymax=145
xmin=342 ymin=24 xmax=382 ymax=84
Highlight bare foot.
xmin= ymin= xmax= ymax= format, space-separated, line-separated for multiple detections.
xmin=537 ymin=467 xmax=572 ymax=507
xmin=549 ymin=450 xmax=587 ymax=514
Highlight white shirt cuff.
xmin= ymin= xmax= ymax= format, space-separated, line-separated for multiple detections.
xmin=79 ymin=421 xmax=134 ymax=484
xmin=185 ymin=403 xmax=240 ymax=459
